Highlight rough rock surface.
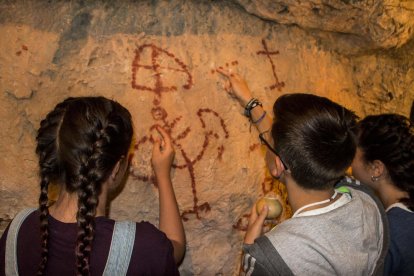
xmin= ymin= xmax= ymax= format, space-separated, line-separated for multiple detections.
xmin=0 ymin=1 xmax=413 ymax=275
xmin=235 ymin=0 xmax=414 ymax=50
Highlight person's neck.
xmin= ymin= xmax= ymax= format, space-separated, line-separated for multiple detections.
xmin=49 ymin=185 xmax=108 ymax=223
xmin=285 ymin=177 xmax=339 ymax=214
xmin=376 ymin=179 xmax=409 ymax=209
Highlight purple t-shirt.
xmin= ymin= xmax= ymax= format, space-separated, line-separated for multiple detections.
xmin=0 ymin=210 xmax=179 ymax=275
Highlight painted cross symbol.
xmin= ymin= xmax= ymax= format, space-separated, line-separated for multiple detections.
xmin=256 ymin=39 xmax=285 ymax=91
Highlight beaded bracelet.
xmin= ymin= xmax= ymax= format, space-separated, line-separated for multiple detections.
xmin=244 ymin=98 xmax=256 ymax=116
xmin=244 ymin=98 xmax=262 ymax=118
xmin=251 ymin=111 xmax=267 ymax=124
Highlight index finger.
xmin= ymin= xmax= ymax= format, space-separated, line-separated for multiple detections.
xmin=216 ymin=67 xmax=231 ymax=77
xmin=155 ymin=125 xmax=168 ymax=139
xmin=155 ymin=126 xmax=172 ymax=147
xmin=248 ymin=204 xmax=259 ymax=225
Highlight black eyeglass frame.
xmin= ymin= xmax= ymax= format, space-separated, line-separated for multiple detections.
xmin=259 ymin=131 xmax=289 ymax=171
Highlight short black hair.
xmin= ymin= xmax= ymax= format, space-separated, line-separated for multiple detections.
xmin=271 ymin=93 xmax=358 ymax=190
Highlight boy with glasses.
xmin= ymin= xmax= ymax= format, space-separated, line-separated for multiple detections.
xmin=218 ymin=69 xmax=388 ymax=276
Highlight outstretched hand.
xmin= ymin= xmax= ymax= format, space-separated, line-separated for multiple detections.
xmin=151 ymin=126 xmax=175 ymax=179
xmin=216 ymin=68 xmax=253 ymax=107
xmin=244 ymin=203 xmax=269 ymax=244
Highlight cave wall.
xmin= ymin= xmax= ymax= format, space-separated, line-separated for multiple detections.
xmin=0 ymin=1 xmax=413 ymax=275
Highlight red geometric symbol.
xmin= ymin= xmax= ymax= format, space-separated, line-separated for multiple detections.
xmin=132 ymin=43 xmax=193 ymax=105
xmin=256 ymin=39 xmax=285 ymax=91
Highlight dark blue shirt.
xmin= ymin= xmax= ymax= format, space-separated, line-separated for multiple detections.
xmin=384 ymin=206 xmax=414 ymax=276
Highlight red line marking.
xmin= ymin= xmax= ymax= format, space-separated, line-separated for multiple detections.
xmin=131 ymin=44 xmax=193 ymax=105
xmin=256 ymin=39 xmax=285 ymax=91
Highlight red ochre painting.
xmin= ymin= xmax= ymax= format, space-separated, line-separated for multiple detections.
xmin=256 ymin=39 xmax=285 ymax=91
xmin=130 ymin=43 xmax=229 ymax=221
xmin=129 ymin=41 xmax=288 ymax=223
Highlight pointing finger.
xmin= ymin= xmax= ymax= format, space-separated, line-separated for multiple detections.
xmin=216 ymin=67 xmax=230 ymax=77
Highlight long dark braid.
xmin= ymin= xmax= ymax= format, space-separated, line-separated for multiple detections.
xmin=35 ymin=97 xmax=132 ymax=275
xmin=35 ymin=98 xmax=74 ymax=275
xmin=357 ymin=114 xmax=414 ymax=210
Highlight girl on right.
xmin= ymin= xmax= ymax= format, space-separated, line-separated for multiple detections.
xmin=352 ymin=114 xmax=414 ymax=275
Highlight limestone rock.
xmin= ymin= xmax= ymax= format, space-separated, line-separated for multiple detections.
xmin=0 ymin=1 xmax=413 ymax=275
xmin=235 ymin=0 xmax=414 ymax=50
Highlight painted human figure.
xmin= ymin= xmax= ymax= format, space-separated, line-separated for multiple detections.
xmin=130 ymin=43 xmax=229 ymax=220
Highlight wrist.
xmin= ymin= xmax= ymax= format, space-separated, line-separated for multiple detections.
xmin=243 ymin=236 xmax=255 ymax=244
xmin=154 ymin=170 xmax=171 ymax=181
xmin=239 ymin=98 xmax=250 ymax=107
xmin=244 ymin=98 xmax=263 ymax=118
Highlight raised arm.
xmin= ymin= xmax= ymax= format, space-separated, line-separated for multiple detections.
xmin=217 ymin=68 xmax=277 ymax=244
xmin=151 ymin=126 xmax=186 ymax=264
xmin=216 ymin=68 xmax=272 ymax=134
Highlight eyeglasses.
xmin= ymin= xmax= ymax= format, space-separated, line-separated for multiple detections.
xmin=259 ymin=131 xmax=289 ymax=170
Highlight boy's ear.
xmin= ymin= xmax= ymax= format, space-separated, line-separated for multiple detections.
xmin=272 ymin=155 xmax=286 ymax=178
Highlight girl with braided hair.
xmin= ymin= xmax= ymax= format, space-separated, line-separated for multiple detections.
xmin=352 ymin=114 xmax=414 ymax=275
xmin=0 ymin=97 xmax=185 ymax=275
